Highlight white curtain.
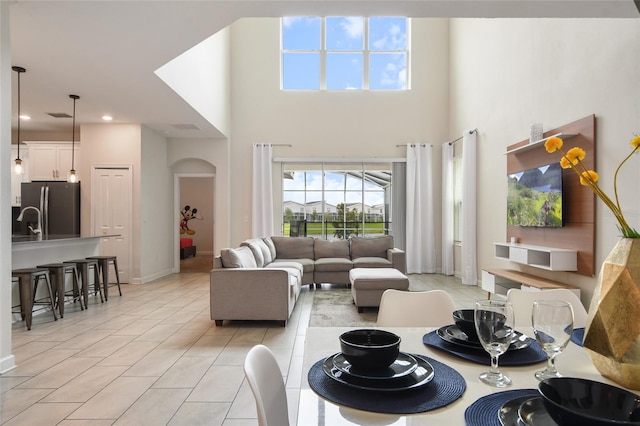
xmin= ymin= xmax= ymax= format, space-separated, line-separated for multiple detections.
xmin=405 ymin=144 xmax=436 ymax=274
xmin=461 ymin=130 xmax=478 ymax=285
xmin=441 ymin=142 xmax=455 ymax=276
xmin=252 ymin=144 xmax=274 ymax=238
xmin=391 ymin=162 xmax=406 ymax=251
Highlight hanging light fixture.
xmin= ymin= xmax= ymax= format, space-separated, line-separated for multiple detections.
xmin=12 ymin=66 xmax=26 ymax=175
xmin=68 ymin=94 xmax=80 ymax=183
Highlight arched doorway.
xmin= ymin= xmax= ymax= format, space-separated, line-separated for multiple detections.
xmin=173 ymin=159 xmax=216 ymax=273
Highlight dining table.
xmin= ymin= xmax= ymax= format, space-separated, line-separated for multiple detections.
xmin=297 ymin=326 xmax=629 ymax=425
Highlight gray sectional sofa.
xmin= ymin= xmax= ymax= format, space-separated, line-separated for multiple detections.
xmin=209 ymin=235 xmax=406 ymax=326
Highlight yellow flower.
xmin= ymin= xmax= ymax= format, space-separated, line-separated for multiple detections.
xmin=580 ymin=170 xmax=599 ymax=186
xmin=566 ymin=147 xmax=586 ymax=165
xmin=547 ymin=134 xmax=640 ymax=238
xmin=544 ymin=136 xmax=563 ymax=153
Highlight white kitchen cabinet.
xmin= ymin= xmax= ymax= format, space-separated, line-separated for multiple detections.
xmin=27 ymin=142 xmax=80 ymax=181
xmin=10 ymin=145 xmax=29 ymax=206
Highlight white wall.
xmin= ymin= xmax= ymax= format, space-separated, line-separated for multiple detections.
xmin=80 ymin=123 xmax=142 ymax=282
xmin=140 ymin=126 xmax=174 ymax=281
xmin=229 ymin=17 xmax=451 ymax=247
xmin=155 ymin=27 xmax=231 ymax=137
xmin=449 ymin=18 xmax=640 ymax=303
xmin=0 ymin=0 xmax=15 ymax=373
xmin=167 ymin=137 xmax=230 ymax=253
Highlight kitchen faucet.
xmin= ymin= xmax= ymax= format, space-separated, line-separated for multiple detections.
xmin=17 ymin=206 xmax=43 ymax=238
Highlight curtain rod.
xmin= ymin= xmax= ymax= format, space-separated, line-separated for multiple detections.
xmin=447 ymin=128 xmax=478 ymax=145
xmin=395 ymin=143 xmax=433 ymax=147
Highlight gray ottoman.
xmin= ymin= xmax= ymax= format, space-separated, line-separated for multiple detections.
xmin=350 ymin=268 xmax=409 ymax=312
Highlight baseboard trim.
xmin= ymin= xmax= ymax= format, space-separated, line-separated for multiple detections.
xmin=140 ymin=268 xmax=174 ymax=284
xmin=0 ymin=354 xmax=16 ymax=375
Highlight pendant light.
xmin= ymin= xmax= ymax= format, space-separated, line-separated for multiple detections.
xmin=68 ymin=94 xmax=79 ymax=183
xmin=12 ymin=66 xmax=26 ymax=175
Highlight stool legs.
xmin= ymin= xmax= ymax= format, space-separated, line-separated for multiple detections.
xmin=92 ymin=258 xmax=121 ymax=301
xmin=113 ymin=258 xmax=122 ymax=297
xmin=79 ymin=262 xmax=104 ymax=306
xmin=37 ymin=265 xmax=85 ymax=317
xmin=13 ymin=270 xmax=57 ymax=330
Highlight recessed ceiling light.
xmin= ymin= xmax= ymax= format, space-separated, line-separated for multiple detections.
xmin=19 ymin=115 xmax=30 ymax=120
xmin=102 ymin=115 xmax=113 ymax=121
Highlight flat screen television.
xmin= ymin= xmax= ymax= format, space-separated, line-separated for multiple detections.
xmin=507 ymin=162 xmax=563 ymax=228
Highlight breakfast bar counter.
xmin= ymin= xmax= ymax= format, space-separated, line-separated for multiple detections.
xmin=11 ymin=234 xmax=114 ymax=268
xmin=11 ymin=234 xmax=118 ymax=311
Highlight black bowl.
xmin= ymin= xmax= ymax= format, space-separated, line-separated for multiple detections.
xmin=339 ymin=329 xmax=401 ymax=371
xmin=539 ymin=377 xmax=640 ymax=426
xmin=452 ymin=309 xmax=478 ymax=341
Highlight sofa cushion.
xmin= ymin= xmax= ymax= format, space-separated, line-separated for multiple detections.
xmin=352 ymin=257 xmax=393 ymax=269
xmin=241 ymin=238 xmax=273 ymax=267
xmin=314 ymin=239 xmax=350 ymax=260
xmin=220 ymin=246 xmax=257 ymax=268
xmin=350 ymin=235 xmax=394 ymax=259
xmin=272 ymin=258 xmax=315 ymax=275
xmin=265 ymin=261 xmax=304 ymax=277
xmin=263 ymin=237 xmax=277 ymax=262
xmin=314 ymin=257 xmax=353 ymax=272
xmin=272 ymin=236 xmax=315 ymax=259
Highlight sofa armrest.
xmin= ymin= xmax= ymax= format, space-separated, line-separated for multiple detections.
xmin=209 ymin=268 xmax=293 ymax=324
xmin=387 ymin=248 xmax=406 ymax=274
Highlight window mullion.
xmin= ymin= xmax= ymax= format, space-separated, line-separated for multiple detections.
xmin=320 ymin=18 xmax=326 ymax=90
xmin=363 ymin=18 xmax=369 ymax=90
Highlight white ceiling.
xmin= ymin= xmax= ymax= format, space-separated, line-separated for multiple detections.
xmin=9 ymin=0 xmax=639 ymax=139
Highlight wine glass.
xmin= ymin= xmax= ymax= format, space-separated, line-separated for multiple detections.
xmin=532 ymin=300 xmax=574 ymax=381
xmin=474 ymin=300 xmax=514 ymax=387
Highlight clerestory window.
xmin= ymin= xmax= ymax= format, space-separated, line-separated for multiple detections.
xmin=281 ymin=17 xmax=409 ymax=91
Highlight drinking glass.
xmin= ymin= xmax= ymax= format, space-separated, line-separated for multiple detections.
xmin=532 ymin=300 xmax=574 ymax=381
xmin=474 ymin=300 xmax=514 ymax=387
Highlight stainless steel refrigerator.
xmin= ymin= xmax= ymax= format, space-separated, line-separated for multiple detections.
xmin=20 ymin=181 xmax=80 ymax=235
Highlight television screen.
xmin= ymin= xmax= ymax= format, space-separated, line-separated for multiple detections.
xmin=507 ymin=163 xmax=563 ymax=228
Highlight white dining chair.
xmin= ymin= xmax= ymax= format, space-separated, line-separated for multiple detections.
xmin=243 ymin=344 xmax=290 ymax=426
xmin=506 ymin=288 xmax=589 ymax=328
xmin=376 ymin=289 xmax=457 ymax=327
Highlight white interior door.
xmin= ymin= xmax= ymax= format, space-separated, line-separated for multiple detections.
xmin=92 ymin=166 xmax=132 ymax=283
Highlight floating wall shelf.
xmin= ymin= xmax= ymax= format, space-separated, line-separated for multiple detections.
xmin=504 ymin=133 xmax=577 ymax=155
xmin=494 ymin=242 xmax=578 ymax=271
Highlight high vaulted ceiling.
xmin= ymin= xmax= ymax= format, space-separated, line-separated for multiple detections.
xmin=9 ymin=1 xmax=639 ymax=139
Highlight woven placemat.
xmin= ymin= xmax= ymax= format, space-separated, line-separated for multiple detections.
xmin=423 ymin=331 xmax=547 ymax=366
xmin=307 ymin=353 xmax=466 ymax=414
xmin=571 ymin=328 xmax=584 ymax=347
xmin=464 ymin=388 xmax=539 ymax=426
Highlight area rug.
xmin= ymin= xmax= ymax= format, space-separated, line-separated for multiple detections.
xmin=309 ymin=289 xmax=378 ymax=327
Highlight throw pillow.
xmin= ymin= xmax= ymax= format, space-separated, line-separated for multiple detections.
xmin=220 ymin=246 xmax=258 ymax=268
xmin=241 ymin=239 xmax=272 ymax=267
xmin=263 ymin=237 xmax=277 ymax=261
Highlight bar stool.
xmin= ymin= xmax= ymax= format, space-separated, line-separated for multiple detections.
xmin=64 ymin=259 xmax=104 ymax=308
xmin=87 ymin=256 xmax=121 ymax=301
xmin=37 ymin=263 xmax=84 ymax=317
xmin=11 ymin=268 xmax=57 ymax=330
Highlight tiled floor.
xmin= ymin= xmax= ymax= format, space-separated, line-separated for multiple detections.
xmin=1 ymin=272 xmax=486 ymax=425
